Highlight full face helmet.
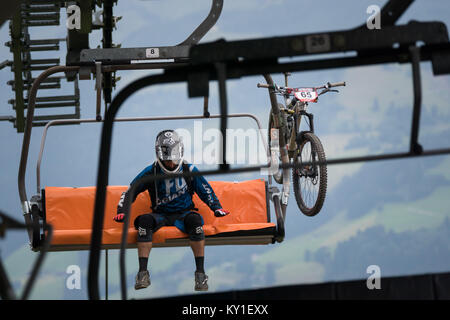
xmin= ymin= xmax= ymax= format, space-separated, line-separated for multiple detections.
xmin=155 ymin=130 xmax=184 ymax=173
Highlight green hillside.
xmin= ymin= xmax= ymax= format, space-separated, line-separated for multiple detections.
xmin=3 ymin=156 xmax=450 ymax=299
xmin=250 ymin=184 xmax=450 ymax=286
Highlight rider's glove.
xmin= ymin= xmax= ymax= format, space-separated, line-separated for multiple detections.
xmin=214 ymin=208 xmax=230 ymax=218
xmin=113 ymin=213 xmax=125 ymax=223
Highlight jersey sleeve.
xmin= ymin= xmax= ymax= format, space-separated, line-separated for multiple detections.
xmin=189 ymin=164 xmax=222 ymax=212
xmin=117 ymin=164 xmax=154 ymax=214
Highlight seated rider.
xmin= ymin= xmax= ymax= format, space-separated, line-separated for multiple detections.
xmin=113 ymin=129 xmax=230 ymax=291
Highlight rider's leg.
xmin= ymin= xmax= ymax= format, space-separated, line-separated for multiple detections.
xmin=135 ymin=214 xmax=157 ymax=267
xmin=134 ymin=214 xmax=158 ymax=289
xmin=190 ymin=239 xmax=205 ymax=271
xmin=137 ymin=242 xmax=152 ymax=270
xmin=184 ymin=212 xmax=206 ymax=268
xmin=184 ymin=212 xmax=208 ymax=291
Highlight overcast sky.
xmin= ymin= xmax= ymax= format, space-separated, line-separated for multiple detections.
xmin=0 ymin=0 xmax=449 ymax=272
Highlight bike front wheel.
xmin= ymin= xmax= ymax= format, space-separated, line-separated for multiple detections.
xmin=292 ymin=132 xmax=327 ymax=216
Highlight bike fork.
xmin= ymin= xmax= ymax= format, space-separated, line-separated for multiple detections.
xmin=300 ymin=110 xmax=314 ymax=133
xmin=294 ymin=111 xmax=317 ymax=176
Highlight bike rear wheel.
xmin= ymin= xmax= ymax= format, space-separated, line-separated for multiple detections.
xmin=292 ymin=132 xmax=327 ymax=216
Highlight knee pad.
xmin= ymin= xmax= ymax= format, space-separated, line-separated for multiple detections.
xmin=184 ymin=213 xmax=204 ymax=241
xmin=134 ymin=214 xmax=156 ymax=242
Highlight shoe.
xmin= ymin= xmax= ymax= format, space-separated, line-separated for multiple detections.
xmin=194 ymin=271 xmax=209 ymax=291
xmin=135 ymin=270 xmax=150 ymax=290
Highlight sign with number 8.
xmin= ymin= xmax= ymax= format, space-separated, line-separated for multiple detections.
xmin=146 ymin=48 xmax=160 ymax=58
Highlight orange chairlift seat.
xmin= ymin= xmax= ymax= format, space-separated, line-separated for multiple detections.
xmin=23 ymin=114 xmax=285 ymax=252
xmin=42 ymin=179 xmax=277 ymax=251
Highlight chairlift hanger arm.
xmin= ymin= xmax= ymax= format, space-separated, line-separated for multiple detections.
xmin=379 ymin=0 xmax=414 ymax=27
xmin=189 ymin=21 xmax=448 ymax=65
xmin=79 ymin=0 xmax=223 ymax=63
xmin=178 ymin=0 xmax=223 ymax=46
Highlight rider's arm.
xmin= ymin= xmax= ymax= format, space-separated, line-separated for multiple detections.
xmin=117 ymin=164 xmax=154 ymax=214
xmin=189 ymin=164 xmax=223 ymax=212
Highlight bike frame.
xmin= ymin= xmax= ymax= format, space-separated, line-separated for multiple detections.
xmin=280 ymin=74 xmax=316 ymax=160
xmin=272 ymin=73 xmax=344 ymax=162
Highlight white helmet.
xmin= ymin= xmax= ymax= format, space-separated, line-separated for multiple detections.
xmin=155 ymin=130 xmax=184 ymax=174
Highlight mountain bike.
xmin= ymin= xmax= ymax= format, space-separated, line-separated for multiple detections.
xmin=257 ymin=73 xmax=345 ymax=216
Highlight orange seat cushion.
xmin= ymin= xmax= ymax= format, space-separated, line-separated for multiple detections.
xmin=44 ymin=179 xmax=274 ymax=246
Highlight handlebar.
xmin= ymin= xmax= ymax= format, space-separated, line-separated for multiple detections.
xmin=257 ymin=81 xmax=345 ymax=91
xmin=256 ymin=83 xmax=273 ymax=89
xmin=327 ymin=81 xmax=346 ymax=88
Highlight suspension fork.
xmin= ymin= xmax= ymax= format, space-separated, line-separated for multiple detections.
xmin=295 ymin=110 xmax=318 ymax=176
xmin=301 ymin=110 xmax=314 ymax=133
xmin=294 ymin=110 xmax=315 ymax=149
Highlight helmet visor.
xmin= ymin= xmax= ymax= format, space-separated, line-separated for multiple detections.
xmin=157 ymin=141 xmax=182 ymax=162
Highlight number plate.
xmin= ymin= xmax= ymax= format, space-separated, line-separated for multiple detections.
xmin=146 ymin=48 xmax=160 ymax=58
xmin=294 ymin=88 xmax=318 ymax=102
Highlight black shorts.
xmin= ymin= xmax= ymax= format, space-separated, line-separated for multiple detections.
xmin=134 ymin=211 xmax=204 ymax=234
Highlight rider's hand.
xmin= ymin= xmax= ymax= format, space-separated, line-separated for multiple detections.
xmin=214 ymin=208 xmax=230 ymax=218
xmin=113 ymin=213 xmax=125 ymax=223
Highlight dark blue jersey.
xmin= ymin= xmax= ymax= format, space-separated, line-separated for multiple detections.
xmin=117 ymin=161 xmax=222 ymax=214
